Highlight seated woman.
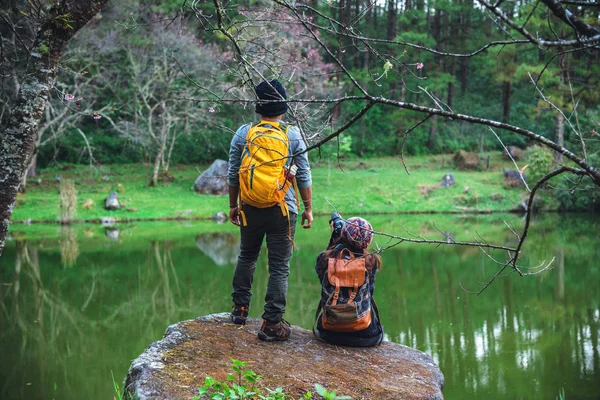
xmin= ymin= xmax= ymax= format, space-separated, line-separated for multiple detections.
xmin=314 ymin=214 xmax=383 ymax=347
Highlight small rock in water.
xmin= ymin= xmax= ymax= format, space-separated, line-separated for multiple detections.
xmin=212 ymin=211 xmax=227 ymax=223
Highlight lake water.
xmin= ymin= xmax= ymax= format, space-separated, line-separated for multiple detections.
xmin=1 ymin=213 xmax=599 ymax=400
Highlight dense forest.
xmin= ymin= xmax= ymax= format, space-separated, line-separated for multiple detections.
xmin=2 ymin=0 xmax=598 ymax=166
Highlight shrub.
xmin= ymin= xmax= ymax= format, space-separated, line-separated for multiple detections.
xmin=526 ymin=146 xmax=554 ymax=185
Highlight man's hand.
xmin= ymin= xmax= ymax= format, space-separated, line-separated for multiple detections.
xmin=229 ymin=206 xmax=241 ymax=226
xmin=301 ymin=208 xmax=313 ymax=229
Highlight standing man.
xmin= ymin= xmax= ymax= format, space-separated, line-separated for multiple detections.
xmin=227 ymin=79 xmax=313 ymax=342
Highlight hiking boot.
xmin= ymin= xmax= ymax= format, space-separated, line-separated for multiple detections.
xmin=231 ymin=304 xmax=249 ymax=325
xmin=258 ymin=319 xmax=291 ymax=342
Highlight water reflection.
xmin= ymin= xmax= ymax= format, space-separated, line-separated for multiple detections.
xmin=105 ymin=227 xmax=120 ymax=242
xmin=60 ymin=226 xmax=79 ymax=267
xmin=385 ymin=241 xmax=600 ymax=399
xmin=195 ymin=232 xmax=240 ymax=266
xmin=1 ymin=215 xmax=599 ymax=400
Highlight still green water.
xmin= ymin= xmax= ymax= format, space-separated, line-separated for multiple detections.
xmin=1 ymin=213 xmax=599 ymax=400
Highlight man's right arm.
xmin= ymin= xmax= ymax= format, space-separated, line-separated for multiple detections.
xmin=227 ymin=125 xmax=249 ymax=226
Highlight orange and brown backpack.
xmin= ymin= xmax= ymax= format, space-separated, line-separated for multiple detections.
xmin=314 ymin=248 xmax=380 ymax=333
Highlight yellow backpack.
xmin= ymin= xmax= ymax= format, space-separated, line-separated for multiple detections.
xmin=238 ymin=121 xmax=296 ymax=226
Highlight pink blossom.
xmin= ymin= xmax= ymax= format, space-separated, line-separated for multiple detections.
xmin=64 ymin=93 xmax=75 ymax=101
xmin=208 ymin=107 xmax=215 ymax=113
xmin=93 ymin=113 xmax=101 ymax=120
xmin=416 ymin=62 xmax=424 ymax=70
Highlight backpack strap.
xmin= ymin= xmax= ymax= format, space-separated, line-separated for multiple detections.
xmin=338 ymin=247 xmax=355 ymax=261
xmin=312 ymin=300 xmax=325 ymax=341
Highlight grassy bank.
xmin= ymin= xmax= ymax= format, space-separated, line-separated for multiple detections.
xmin=10 ymin=153 xmax=548 ymax=223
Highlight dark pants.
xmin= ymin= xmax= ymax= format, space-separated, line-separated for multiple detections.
xmin=232 ymin=205 xmax=296 ymax=322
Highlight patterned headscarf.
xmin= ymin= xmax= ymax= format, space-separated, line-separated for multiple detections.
xmin=341 ymin=217 xmax=373 ymax=249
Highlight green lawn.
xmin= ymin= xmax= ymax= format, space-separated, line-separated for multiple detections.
xmin=11 ymin=153 xmax=550 ymax=223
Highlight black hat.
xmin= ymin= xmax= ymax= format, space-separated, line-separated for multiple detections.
xmin=255 ymin=79 xmax=288 ymax=117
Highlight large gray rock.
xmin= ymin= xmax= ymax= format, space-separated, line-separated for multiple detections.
xmin=124 ymin=313 xmax=444 ymax=400
xmin=105 ymin=192 xmax=120 ymax=210
xmin=194 ymin=159 xmax=229 ymax=195
xmin=503 ymin=169 xmax=527 ymax=187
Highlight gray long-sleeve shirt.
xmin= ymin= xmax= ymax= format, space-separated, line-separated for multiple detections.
xmin=227 ymin=121 xmax=312 ymax=215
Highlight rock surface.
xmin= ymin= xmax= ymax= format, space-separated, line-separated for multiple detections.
xmin=124 ymin=313 xmax=444 ymax=400
xmin=194 ymin=159 xmax=228 ymax=195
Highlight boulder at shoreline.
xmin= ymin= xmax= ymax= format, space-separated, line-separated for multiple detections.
xmin=124 ymin=313 xmax=444 ymax=400
xmin=194 ymin=159 xmax=228 ymax=195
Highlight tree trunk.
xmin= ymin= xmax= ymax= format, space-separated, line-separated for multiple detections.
xmin=460 ymin=0 xmax=473 ymax=93
xmin=364 ymin=2 xmax=371 ymax=69
xmin=502 ymin=80 xmax=512 ymax=123
xmin=17 ymin=154 xmax=38 ymax=194
xmin=395 ymin=84 xmax=406 ymax=154
xmin=151 ymin=150 xmax=162 ymax=187
xmin=165 ymin=132 xmax=177 ymax=173
xmin=447 ymin=58 xmax=456 ymax=110
xmin=554 ymin=50 xmax=566 ymax=164
xmin=386 ymin=0 xmax=397 ymax=42
xmin=151 ymin=119 xmax=169 ymax=186
xmin=386 ymin=0 xmax=397 ymax=96
xmin=0 ymin=0 xmax=109 ymax=255
xmin=428 ymin=112 xmax=438 ymax=151
xmin=354 ymin=0 xmax=361 ymax=69
xmin=554 ymin=112 xmax=565 ymax=164
xmin=460 ymin=57 xmax=469 ymax=94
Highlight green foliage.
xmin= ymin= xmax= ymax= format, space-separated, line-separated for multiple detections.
xmin=555 ymin=154 xmax=600 ymax=211
xmin=526 ymin=146 xmax=555 ymax=185
xmin=112 ymin=370 xmax=139 ymax=400
xmin=317 ymin=134 xmax=353 ymax=160
xmin=192 ymin=359 xmax=316 ymax=400
xmin=14 ymin=0 xmax=600 ymax=191
xmin=314 ymin=384 xmax=352 ymax=400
